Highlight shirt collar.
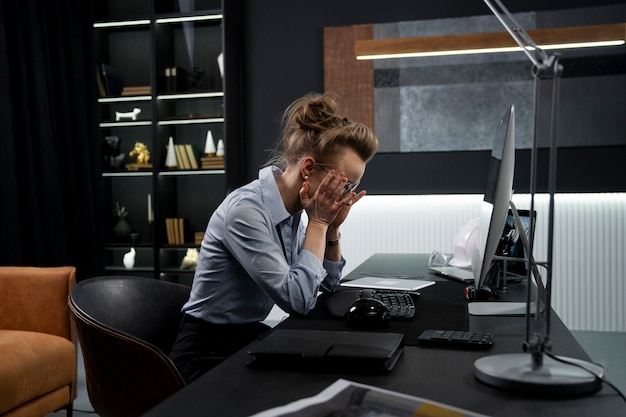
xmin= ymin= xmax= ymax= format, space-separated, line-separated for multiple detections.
xmin=259 ymin=166 xmax=292 ymax=227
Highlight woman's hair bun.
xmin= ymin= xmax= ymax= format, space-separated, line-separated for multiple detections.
xmin=291 ymin=93 xmax=342 ymax=133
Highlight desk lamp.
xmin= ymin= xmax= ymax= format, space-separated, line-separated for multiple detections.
xmin=473 ymin=0 xmax=604 ymax=395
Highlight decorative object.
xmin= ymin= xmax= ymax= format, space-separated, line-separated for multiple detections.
xmin=147 ymin=194 xmax=153 ymax=224
xmin=130 ymin=233 xmax=141 ymax=245
xmin=126 ymin=141 xmax=153 ymax=170
xmin=216 ymin=139 xmax=225 ymax=157
xmin=217 ymin=52 xmax=224 ymax=79
xmin=180 ymin=248 xmax=198 ymax=270
xmin=123 ymin=247 xmax=136 ymax=269
xmin=189 ymin=67 xmax=205 ymax=90
xmin=165 ymin=137 xmax=178 ymax=168
xmin=102 ymin=135 xmax=125 ymax=170
xmin=115 ymin=107 xmax=142 ymax=121
xmin=112 ymin=202 xmax=133 ymax=240
xmin=204 ymin=130 xmax=216 ymax=156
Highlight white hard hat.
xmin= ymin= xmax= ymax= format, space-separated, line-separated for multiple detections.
xmin=449 ymin=217 xmax=480 ymax=268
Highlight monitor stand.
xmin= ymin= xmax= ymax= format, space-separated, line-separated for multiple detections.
xmin=468 ymin=301 xmax=528 ymax=316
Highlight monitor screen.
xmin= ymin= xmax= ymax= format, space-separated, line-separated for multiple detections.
xmin=472 ymin=105 xmax=515 ymax=290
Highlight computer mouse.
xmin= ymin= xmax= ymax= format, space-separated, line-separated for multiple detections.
xmin=345 ymin=297 xmax=390 ymax=329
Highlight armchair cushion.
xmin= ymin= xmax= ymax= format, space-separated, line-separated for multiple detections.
xmin=0 ymin=330 xmax=75 ymax=415
xmin=0 ymin=266 xmax=76 ymax=417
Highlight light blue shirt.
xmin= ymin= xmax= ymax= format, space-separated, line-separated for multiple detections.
xmin=182 ymin=166 xmax=345 ymax=324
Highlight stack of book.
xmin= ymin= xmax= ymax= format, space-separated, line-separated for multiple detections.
xmin=201 ymin=155 xmax=225 ymax=169
xmin=165 ymin=218 xmax=189 ymax=245
xmin=122 ymin=86 xmax=151 ymax=96
xmin=164 ymin=67 xmax=188 ymax=93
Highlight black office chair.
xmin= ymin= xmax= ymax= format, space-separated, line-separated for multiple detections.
xmin=69 ymin=275 xmax=190 ymax=417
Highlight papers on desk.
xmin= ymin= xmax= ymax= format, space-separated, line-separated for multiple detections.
xmin=341 ymin=276 xmax=436 ymax=291
xmin=249 ymin=378 xmax=489 ymax=417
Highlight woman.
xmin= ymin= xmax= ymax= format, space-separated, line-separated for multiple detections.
xmin=170 ymin=92 xmax=379 ymax=383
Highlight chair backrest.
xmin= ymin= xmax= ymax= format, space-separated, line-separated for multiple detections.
xmin=0 ymin=266 xmax=76 ymax=340
xmin=69 ymin=275 xmax=190 ymax=417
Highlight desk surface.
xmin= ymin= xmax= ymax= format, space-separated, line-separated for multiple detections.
xmin=143 ymin=254 xmax=625 ymax=417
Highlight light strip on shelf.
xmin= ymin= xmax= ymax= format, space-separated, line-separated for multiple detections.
xmin=157 ymin=92 xmax=224 ymax=100
xmin=156 ymin=15 xmax=223 ymax=24
xmin=159 ymin=170 xmax=226 ymax=176
xmin=103 ymin=171 xmax=152 ymax=177
xmin=100 ymin=121 xmax=152 ymax=128
xmin=98 ymin=96 xmax=152 ymax=103
xmin=355 ymin=23 xmax=626 ymax=60
xmin=93 ymin=20 xmax=151 ymax=28
xmin=158 ymin=118 xmax=224 ymax=126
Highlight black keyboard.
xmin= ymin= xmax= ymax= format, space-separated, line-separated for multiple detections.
xmin=359 ymin=289 xmax=416 ymax=319
xmin=418 ymin=329 xmax=494 ymax=350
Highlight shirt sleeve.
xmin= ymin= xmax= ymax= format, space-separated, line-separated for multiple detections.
xmin=222 ymin=200 xmax=327 ymax=315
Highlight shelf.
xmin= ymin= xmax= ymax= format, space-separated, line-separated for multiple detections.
xmin=99 ymin=95 xmax=152 ymax=103
xmin=155 ymin=14 xmax=222 ymax=24
xmin=159 ymin=169 xmax=225 ymax=176
xmin=158 ymin=91 xmax=223 ymax=100
xmin=100 ymin=121 xmax=152 ymax=127
xmin=93 ymin=19 xmax=151 ymax=28
xmin=103 ymin=171 xmax=153 ymax=177
xmin=158 ymin=117 xmax=224 ymax=126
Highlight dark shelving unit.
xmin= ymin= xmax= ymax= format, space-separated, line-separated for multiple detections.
xmin=96 ymin=0 xmax=242 ymax=283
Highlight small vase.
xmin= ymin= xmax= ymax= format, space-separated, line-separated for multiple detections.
xmin=113 ymin=218 xmax=132 ymax=240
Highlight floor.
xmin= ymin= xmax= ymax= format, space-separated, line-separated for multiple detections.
xmin=46 ymin=331 xmax=626 ymax=417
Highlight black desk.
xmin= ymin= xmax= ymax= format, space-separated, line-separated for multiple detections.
xmin=143 ymin=254 xmax=625 ymax=417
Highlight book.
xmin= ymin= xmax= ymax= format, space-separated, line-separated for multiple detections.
xmin=201 ymin=155 xmax=225 ymax=169
xmin=176 ymin=145 xmax=191 ymax=169
xmin=100 ymin=63 xmax=123 ymax=96
xmin=121 ymin=86 xmax=151 ymax=96
xmin=184 ymin=144 xmax=199 ymax=169
xmin=165 ymin=218 xmax=175 ymax=245
xmin=96 ymin=65 xmax=106 ymax=97
xmin=173 ymin=145 xmax=186 ymax=169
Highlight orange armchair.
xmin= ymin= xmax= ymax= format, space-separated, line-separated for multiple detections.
xmin=0 ymin=266 xmax=76 ymax=417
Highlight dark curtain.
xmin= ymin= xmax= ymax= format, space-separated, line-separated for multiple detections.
xmin=0 ymin=0 xmax=103 ymax=280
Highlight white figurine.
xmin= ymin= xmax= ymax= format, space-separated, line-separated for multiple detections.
xmin=165 ymin=137 xmax=177 ymax=168
xmin=180 ymin=248 xmax=199 ymax=270
xmin=204 ymin=130 xmax=216 ymax=156
xmin=216 ymin=139 xmax=225 ymax=157
xmin=115 ymin=107 xmax=141 ymax=121
xmin=123 ymin=247 xmax=136 ymax=269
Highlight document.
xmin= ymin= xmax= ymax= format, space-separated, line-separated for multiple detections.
xmin=249 ymin=378 xmax=489 ymax=417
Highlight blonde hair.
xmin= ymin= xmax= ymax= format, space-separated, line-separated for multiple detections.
xmin=267 ymin=92 xmax=378 ymax=169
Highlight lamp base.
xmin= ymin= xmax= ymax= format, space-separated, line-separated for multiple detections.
xmin=475 ymin=353 xmax=603 ymax=395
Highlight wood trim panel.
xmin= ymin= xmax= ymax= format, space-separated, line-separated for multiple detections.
xmin=323 ymin=24 xmax=374 ymax=129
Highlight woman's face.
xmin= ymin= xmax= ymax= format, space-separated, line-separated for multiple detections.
xmin=308 ymin=147 xmax=366 ymax=198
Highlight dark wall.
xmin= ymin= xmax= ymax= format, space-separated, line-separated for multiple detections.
xmin=239 ymin=0 xmax=626 ymax=194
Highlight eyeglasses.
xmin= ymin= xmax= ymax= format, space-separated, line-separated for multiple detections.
xmin=319 ymin=166 xmax=359 ymax=196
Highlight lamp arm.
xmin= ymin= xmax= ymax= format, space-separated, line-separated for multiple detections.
xmin=483 ymin=0 xmax=549 ymax=68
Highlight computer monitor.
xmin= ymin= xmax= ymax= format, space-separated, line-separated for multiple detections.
xmin=472 ymin=105 xmax=515 ymax=291
xmin=496 ymin=208 xmax=536 ymax=278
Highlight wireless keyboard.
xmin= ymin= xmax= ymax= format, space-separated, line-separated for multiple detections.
xmin=418 ymin=329 xmax=494 ymax=350
xmin=359 ymin=289 xmax=416 ymax=319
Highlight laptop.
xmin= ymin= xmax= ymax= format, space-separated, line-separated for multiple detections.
xmin=341 ymin=276 xmax=436 ymax=291
xmin=429 ymin=266 xmax=475 ymax=283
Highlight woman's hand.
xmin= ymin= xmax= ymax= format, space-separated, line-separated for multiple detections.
xmin=299 ymin=169 xmax=354 ymax=228
xmin=330 ymin=189 xmax=365 ymax=230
